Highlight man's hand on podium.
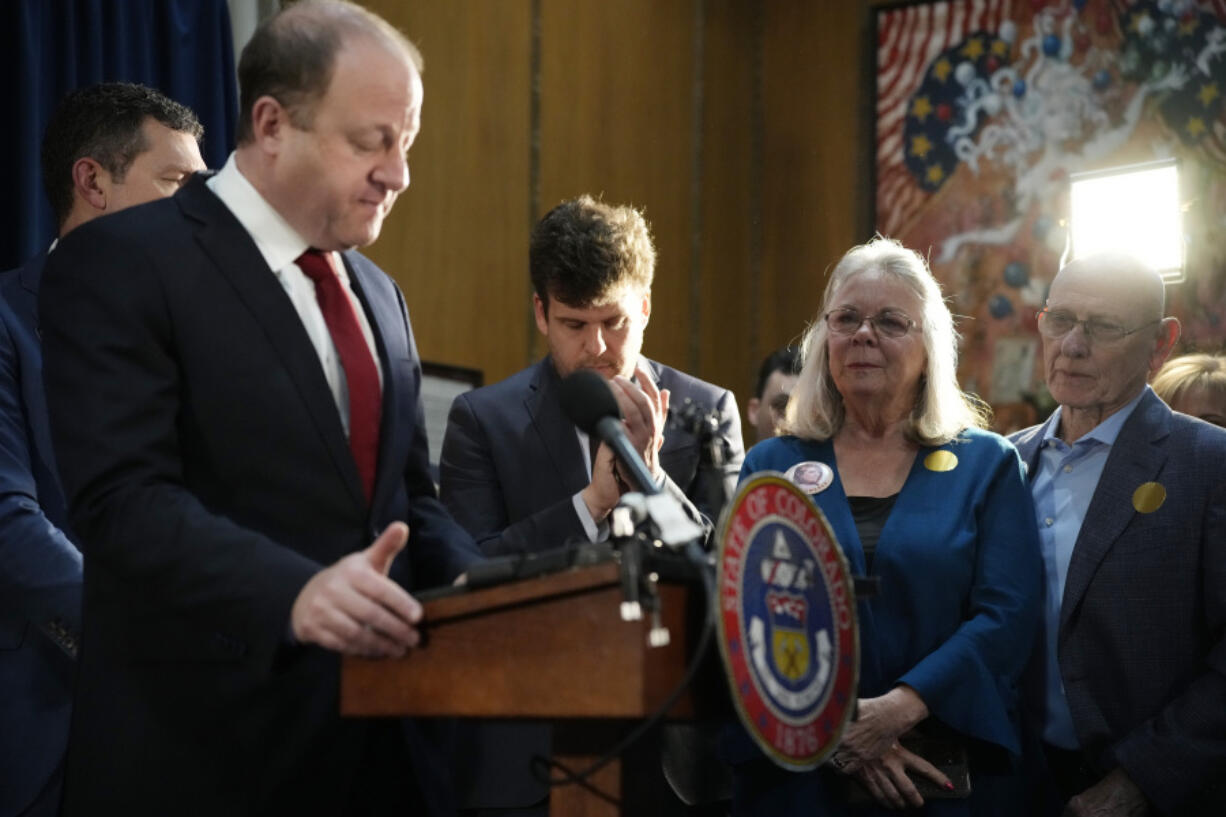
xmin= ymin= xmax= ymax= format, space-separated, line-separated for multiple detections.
xmin=290 ymin=522 xmax=423 ymax=657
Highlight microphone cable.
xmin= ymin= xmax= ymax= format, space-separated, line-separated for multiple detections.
xmin=528 ymin=549 xmax=718 ymax=796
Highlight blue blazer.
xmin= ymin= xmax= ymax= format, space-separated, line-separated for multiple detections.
xmin=439 ymin=354 xmax=745 ymax=808
xmin=0 ymin=254 xmax=82 ymax=816
xmin=741 ymin=430 xmax=1040 ymax=755
xmin=726 ymin=430 xmax=1040 ymax=817
xmin=38 ymin=174 xmax=483 ymax=816
xmin=1011 ymin=390 xmax=1226 ymax=816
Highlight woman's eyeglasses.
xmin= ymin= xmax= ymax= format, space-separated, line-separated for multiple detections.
xmin=824 ymin=307 xmax=916 ymax=338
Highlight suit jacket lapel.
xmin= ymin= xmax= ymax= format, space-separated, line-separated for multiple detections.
xmin=1061 ymin=392 xmax=1171 ymax=628
xmin=810 ymin=440 xmax=869 ymax=576
xmin=13 ymin=255 xmax=57 ymax=463
xmin=643 ymin=358 xmax=662 ymax=386
xmin=1012 ymin=415 xmax=1058 ymax=483
xmin=12 ymin=254 xmax=43 ymax=341
xmin=18 ymin=252 xmax=44 ymax=304
xmin=526 ymin=359 xmax=588 ymax=493
xmin=176 ymin=177 xmax=366 ymax=509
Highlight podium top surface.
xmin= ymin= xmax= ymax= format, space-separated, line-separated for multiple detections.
xmin=340 ymin=559 xmax=724 ymax=720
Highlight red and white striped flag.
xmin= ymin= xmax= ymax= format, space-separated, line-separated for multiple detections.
xmin=876 ymin=0 xmax=1011 ymax=237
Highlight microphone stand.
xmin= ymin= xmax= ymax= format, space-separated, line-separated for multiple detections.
xmin=557 ymin=369 xmax=709 ymax=646
xmin=670 ymin=398 xmax=734 ymax=529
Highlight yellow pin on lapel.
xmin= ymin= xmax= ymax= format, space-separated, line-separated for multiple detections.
xmin=924 ymin=450 xmax=958 ymax=472
xmin=1132 ymin=482 xmax=1166 ymax=514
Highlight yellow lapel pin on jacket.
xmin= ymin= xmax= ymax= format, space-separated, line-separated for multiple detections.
xmin=1132 ymin=482 xmax=1166 ymax=514
xmin=924 ymin=450 xmax=958 ymax=472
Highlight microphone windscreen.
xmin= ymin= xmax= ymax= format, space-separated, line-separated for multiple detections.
xmin=558 ymin=369 xmax=623 ymax=434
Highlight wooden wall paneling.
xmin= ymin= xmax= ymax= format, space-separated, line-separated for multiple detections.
xmin=760 ymin=1 xmax=875 ymax=362
xmin=685 ymin=0 xmax=707 ymax=380
xmin=359 ymin=0 xmax=533 ymax=386
xmin=351 ymin=0 xmax=883 ymax=398
xmin=536 ymin=0 xmax=697 ymax=373
xmin=696 ymin=0 xmax=757 ymax=403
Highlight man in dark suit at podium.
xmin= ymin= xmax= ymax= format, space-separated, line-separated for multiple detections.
xmin=440 ymin=194 xmax=745 ymax=814
xmin=38 ymin=3 xmax=481 ymax=815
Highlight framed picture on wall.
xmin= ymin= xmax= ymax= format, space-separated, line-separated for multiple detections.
xmin=873 ymin=0 xmax=1226 ymax=421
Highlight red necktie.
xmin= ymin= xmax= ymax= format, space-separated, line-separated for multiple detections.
xmin=295 ymin=250 xmax=381 ymax=502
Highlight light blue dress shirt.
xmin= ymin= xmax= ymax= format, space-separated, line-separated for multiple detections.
xmin=1032 ymin=387 xmax=1148 ymax=748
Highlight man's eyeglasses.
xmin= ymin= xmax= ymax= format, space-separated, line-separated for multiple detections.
xmin=1035 ymin=308 xmax=1160 ymax=344
xmin=824 ymin=307 xmax=916 ymax=339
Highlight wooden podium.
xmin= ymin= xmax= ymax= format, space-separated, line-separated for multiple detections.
xmin=340 ymin=559 xmax=726 ymax=816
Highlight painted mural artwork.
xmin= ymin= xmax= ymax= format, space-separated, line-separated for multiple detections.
xmin=876 ymin=0 xmax=1226 ymax=425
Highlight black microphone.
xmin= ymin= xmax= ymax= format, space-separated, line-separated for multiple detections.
xmin=558 ymin=369 xmax=660 ymax=495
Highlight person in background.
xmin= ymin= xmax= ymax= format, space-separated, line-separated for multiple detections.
xmin=440 ymin=194 xmax=744 ymax=815
xmin=441 ymin=194 xmax=743 ymax=561
xmin=37 ymin=3 xmax=482 ymax=814
xmin=733 ymin=236 xmax=1040 ymax=816
xmin=0 ymin=81 xmax=204 ymax=817
xmin=1151 ymin=351 xmax=1226 ymax=427
xmin=746 ymin=345 xmax=800 ymax=443
xmin=1011 ymin=254 xmax=1226 ymax=816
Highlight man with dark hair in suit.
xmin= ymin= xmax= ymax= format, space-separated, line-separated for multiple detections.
xmin=747 ymin=345 xmax=800 ymax=442
xmin=440 ymin=194 xmax=745 ymax=814
xmin=0 ymin=81 xmax=204 ymax=817
xmin=1011 ymin=253 xmax=1226 ymax=817
xmin=40 ymin=82 xmax=205 ymax=233
xmin=38 ymin=2 xmax=481 ymax=814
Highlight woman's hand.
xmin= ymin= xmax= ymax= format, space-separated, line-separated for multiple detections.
xmin=851 ymin=742 xmax=952 ymax=810
xmin=830 ymin=686 xmax=929 ymax=772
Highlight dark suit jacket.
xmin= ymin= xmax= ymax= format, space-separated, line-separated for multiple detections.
xmin=441 ymin=356 xmax=743 ymax=557
xmin=1011 ymin=390 xmax=1226 ymax=816
xmin=439 ymin=355 xmax=744 ymax=807
xmin=0 ymin=255 xmax=81 ymax=816
xmin=39 ymin=174 xmax=483 ymax=816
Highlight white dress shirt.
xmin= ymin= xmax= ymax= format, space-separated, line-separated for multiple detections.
xmin=572 ymin=427 xmax=605 ymax=542
xmin=206 ymin=154 xmax=382 ymax=438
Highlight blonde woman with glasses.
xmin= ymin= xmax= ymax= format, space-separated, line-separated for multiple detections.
xmin=728 ymin=238 xmax=1040 ymax=817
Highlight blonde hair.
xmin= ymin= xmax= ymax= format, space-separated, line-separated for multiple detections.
xmin=782 ymin=237 xmax=989 ymax=446
xmin=1152 ymin=353 xmax=1226 ymax=413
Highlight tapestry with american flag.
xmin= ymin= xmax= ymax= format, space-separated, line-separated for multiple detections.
xmin=876 ymin=0 xmax=1012 ymax=238
xmin=874 ymin=0 xmax=1226 ymax=412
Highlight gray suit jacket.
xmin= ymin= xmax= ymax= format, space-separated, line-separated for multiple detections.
xmin=439 ymin=355 xmax=744 ymax=807
xmin=1011 ymin=389 xmax=1226 ymax=815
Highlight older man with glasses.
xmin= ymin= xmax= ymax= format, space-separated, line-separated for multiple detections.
xmin=1011 ymin=253 xmax=1226 ymax=817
